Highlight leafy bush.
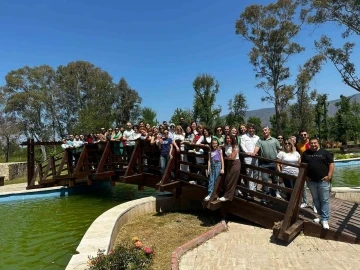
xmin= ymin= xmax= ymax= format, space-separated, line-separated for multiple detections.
xmin=88 ymin=237 xmax=154 ymax=270
xmin=334 ymin=153 xmax=360 ymax=160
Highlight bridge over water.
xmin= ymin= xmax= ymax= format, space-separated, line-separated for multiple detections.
xmin=23 ymin=139 xmax=360 ymax=245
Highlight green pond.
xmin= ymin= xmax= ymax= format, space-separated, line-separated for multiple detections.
xmin=332 ymin=160 xmax=360 ymax=187
xmin=0 ymin=183 xmax=156 ymax=270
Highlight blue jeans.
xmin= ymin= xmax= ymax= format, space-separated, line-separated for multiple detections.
xmin=160 ymin=155 xmax=170 ymax=175
xmin=307 ymin=180 xmax=330 ymax=221
xmin=208 ymin=161 xmax=221 ymax=196
xmin=259 ymin=163 xmax=278 ymax=196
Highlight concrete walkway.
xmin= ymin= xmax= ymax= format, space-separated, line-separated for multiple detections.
xmin=180 ymin=222 xmax=360 ymax=270
xmin=0 ymin=182 xmax=27 ymax=195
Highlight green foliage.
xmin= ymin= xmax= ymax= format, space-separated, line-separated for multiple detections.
xmin=269 ymin=111 xmax=293 ymax=138
xmin=170 ymin=108 xmax=193 ymax=127
xmin=305 ymin=0 xmax=360 ymax=92
xmin=236 ymin=0 xmax=304 ymax=134
xmin=88 ymin=240 xmax=154 ymax=270
xmin=140 ymin=107 xmax=158 ymax=127
xmin=226 ymin=93 xmax=248 ymax=127
xmin=314 ymin=94 xmax=329 ymax=140
xmin=192 ymin=73 xmax=221 ymax=128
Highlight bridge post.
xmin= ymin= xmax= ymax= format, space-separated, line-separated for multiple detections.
xmin=27 ymin=138 xmax=35 ymax=187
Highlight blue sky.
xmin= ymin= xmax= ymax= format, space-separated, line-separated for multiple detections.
xmin=1 ymin=0 xmax=359 ymax=122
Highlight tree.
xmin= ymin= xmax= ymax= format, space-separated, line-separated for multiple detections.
xmin=0 ymin=111 xmax=22 ymax=162
xmin=306 ymin=1 xmax=360 ymax=92
xmin=314 ymin=94 xmax=329 ymax=141
xmin=235 ymin=0 xmax=306 ymax=134
xmin=192 ymin=74 xmax=221 ymax=128
xmin=56 ymin=61 xmax=115 ymax=134
xmin=289 ymin=55 xmax=324 ymax=133
xmin=247 ymin=116 xmax=262 ymax=136
xmin=170 ymin=108 xmax=193 ymax=127
xmin=112 ymin=78 xmax=142 ymax=126
xmin=269 ymin=111 xmax=293 ymax=138
xmin=226 ymin=93 xmax=248 ymax=127
xmin=140 ymin=107 xmax=158 ymax=127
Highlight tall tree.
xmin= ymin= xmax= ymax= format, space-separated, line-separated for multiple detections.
xmin=140 ymin=107 xmax=158 ymax=127
xmin=314 ymin=93 xmax=329 ymax=141
xmin=235 ymin=0 xmax=306 ymax=134
xmin=56 ymin=61 xmax=115 ymax=134
xmin=289 ymin=55 xmax=324 ymax=133
xmin=192 ymin=74 xmax=221 ymax=128
xmin=170 ymin=108 xmax=193 ymax=127
xmin=2 ymin=65 xmax=58 ymax=160
xmin=112 ymin=78 xmax=142 ymax=126
xmin=226 ymin=93 xmax=248 ymax=127
xmin=269 ymin=111 xmax=293 ymax=138
xmin=0 ymin=111 xmax=22 ymax=162
xmin=306 ymin=0 xmax=360 ymax=92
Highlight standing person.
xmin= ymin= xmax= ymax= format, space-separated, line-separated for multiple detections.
xmin=205 ymin=138 xmax=224 ymax=201
xmin=296 ymin=129 xmax=312 ymax=210
xmin=179 ymin=117 xmax=187 ymax=132
xmin=218 ymin=135 xmax=241 ymax=202
xmin=252 ymin=126 xmax=281 ymax=201
xmin=240 ymin=123 xmax=259 ymax=198
xmin=276 ymin=138 xmax=301 ymax=200
xmin=157 ymin=130 xmax=173 ymax=176
xmin=123 ymin=122 xmax=136 ymax=160
xmin=302 ymin=137 xmax=335 ymax=229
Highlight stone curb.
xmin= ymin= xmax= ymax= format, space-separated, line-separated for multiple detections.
xmin=171 ymin=220 xmax=228 ymax=270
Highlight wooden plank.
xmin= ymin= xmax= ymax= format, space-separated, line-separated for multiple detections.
xmin=181 ymin=171 xmax=208 ymax=181
xmin=124 ymin=141 xmax=140 ymax=176
xmin=159 ymin=181 xmax=181 ymax=192
xmin=121 ymin=174 xmax=144 ymax=185
xmin=281 ymin=220 xmax=304 ymax=242
xmin=240 ymin=174 xmax=293 ymax=194
xmin=96 ymin=141 xmax=111 ymax=173
xmin=244 ymin=163 xmax=297 ymax=181
xmin=56 ymin=151 xmax=68 ymax=176
xmin=239 ymin=152 xmax=302 ymax=169
xmin=237 ymin=186 xmax=289 ymax=207
xmin=208 ymin=200 xmax=223 ymax=211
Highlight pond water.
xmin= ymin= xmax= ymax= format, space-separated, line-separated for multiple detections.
xmin=333 ymin=159 xmax=360 ymax=187
xmin=0 ymin=183 xmax=156 ymax=270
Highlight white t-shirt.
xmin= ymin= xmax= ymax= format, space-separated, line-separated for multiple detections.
xmin=196 ymin=136 xmax=212 ymax=145
xmin=240 ymin=133 xmax=259 ymax=164
xmin=224 ymin=145 xmax=239 ymax=160
xmin=123 ymin=129 xmax=136 ymax=146
xmin=276 ymin=151 xmax=300 ymax=176
xmin=174 ymin=134 xmax=185 ymax=150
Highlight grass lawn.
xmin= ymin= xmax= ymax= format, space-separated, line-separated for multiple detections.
xmin=115 ymin=211 xmax=217 ymax=270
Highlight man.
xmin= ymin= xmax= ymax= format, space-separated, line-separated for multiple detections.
xmin=240 ymin=123 xmax=259 ymax=198
xmin=252 ymin=126 xmax=281 ymax=200
xmin=162 ymin=121 xmax=168 ymax=130
xmin=157 ymin=130 xmax=173 ymax=176
xmin=296 ymin=130 xmax=311 ymax=210
xmin=302 ymin=137 xmax=334 ymax=230
xmin=179 ymin=117 xmax=187 ymax=131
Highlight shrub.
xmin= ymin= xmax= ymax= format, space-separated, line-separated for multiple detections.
xmin=88 ymin=238 xmax=154 ymax=270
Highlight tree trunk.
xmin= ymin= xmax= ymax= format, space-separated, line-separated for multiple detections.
xmin=275 ymin=103 xmax=282 ymax=135
xmin=5 ymin=136 xmax=10 ymax=162
xmin=40 ymin=145 xmax=47 ymax=162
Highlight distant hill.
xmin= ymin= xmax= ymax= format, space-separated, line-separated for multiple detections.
xmin=242 ymin=93 xmax=360 ymax=126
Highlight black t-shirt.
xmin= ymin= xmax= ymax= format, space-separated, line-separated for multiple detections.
xmin=302 ymin=148 xmax=334 ymax=182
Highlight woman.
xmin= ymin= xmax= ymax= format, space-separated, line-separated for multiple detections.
xmin=213 ymin=126 xmax=224 ymax=146
xmin=276 ymin=138 xmax=301 ymax=201
xmin=205 ymin=138 xmax=224 ymax=201
xmin=111 ymin=127 xmax=123 ymax=155
xmin=218 ymin=135 xmax=241 ymax=202
xmin=173 ymin=125 xmax=188 ymax=174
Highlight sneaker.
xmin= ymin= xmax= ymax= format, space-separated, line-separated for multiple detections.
xmin=189 ymin=181 xmax=197 ymax=185
xmin=204 ymin=195 xmax=210 ymax=201
xmin=300 ymin=203 xmax=308 ymax=208
xmin=218 ymin=197 xmax=227 ymax=202
xmin=313 ymin=205 xmax=318 ymax=214
xmin=247 ymin=195 xmax=254 ymax=200
xmin=276 ymin=192 xmax=282 ymax=199
xmin=313 ymin=218 xmax=320 ymax=224
xmin=321 ymin=220 xmax=329 ymax=229
xmin=235 ymin=189 xmax=243 ymax=196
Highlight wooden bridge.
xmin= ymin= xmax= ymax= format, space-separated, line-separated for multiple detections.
xmin=24 ymin=139 xmax=360 ymax=245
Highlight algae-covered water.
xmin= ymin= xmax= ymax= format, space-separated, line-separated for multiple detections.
xmin=332 ymin=160 xmax=360 ymax=187
xmin=0 ymin=183 xmax=156 ymax=270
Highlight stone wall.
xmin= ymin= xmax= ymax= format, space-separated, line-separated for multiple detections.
xmin=0 ymin=162 xmax=27 ymax=181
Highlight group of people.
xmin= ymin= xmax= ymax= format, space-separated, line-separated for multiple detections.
xmin=60 ymin=118 xmax=334 ymax=230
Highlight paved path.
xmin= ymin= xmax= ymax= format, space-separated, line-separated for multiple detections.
xmin=0 ymin=182 xmax=27 ymax=195
xmin=180 ymin=222 xmax=360 ymax=270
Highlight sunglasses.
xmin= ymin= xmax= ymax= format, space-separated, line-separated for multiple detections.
xmin=285 ymin=142 xmax=291 ymax=145
xmin=217 ymin=129 xmax=222 ymax=131
xmin=300 ymin=134 xmax=307 ymax=136
xmin=277 ymin=137 xmax=283 ymax=140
